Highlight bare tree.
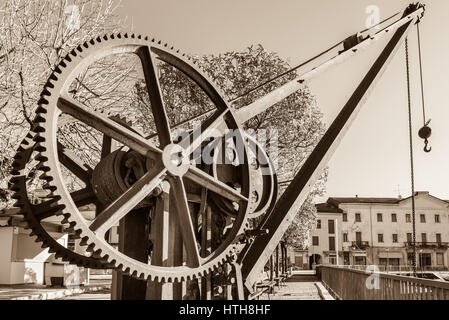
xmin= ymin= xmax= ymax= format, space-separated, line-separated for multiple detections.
xmin=0 ymin=0 xmax=126 ymax=207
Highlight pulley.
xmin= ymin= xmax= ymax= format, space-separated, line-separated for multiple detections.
xmin=418 ymin=120 xmax=432 ymax=153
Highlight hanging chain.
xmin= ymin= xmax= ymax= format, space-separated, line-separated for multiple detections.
xmin=417 ymin=23 xmax=427 ymax=126
xmin=405 ymin=38 xmax=417 ymax=277
xmin=416 ymin=22 xmax=432 ymax=152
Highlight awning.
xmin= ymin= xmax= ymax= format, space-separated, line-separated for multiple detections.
xmin=352 ymin=253 xmax=367 ymax=257
xmin=378 ymin=252 xmax=403 ymax=259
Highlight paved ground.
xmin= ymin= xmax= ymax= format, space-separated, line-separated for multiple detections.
xmin=60 ymin=289 xmax=111 ymax=300
xmin=0 ymin=285 xmax=67 ymax=300
xmin=261 ymin=274 xmax=325 ymax=300
xmin=0 ymin=283 xmax=111 ymax=300
xmin=0 ymin=271 xmax=331 ymax=300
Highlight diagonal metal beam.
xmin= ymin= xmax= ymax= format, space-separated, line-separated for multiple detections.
xmin=238 ymin=9 xmax=420 ymax=291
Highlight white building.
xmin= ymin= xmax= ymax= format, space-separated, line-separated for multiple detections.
xmin=295 ymin=192 xmax=449 ymax=270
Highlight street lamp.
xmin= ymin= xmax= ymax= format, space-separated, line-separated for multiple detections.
xmin=386 ymin=248 xmax=390 ymax=273
xmin=419 ymin=249 xmax=423 ymax=275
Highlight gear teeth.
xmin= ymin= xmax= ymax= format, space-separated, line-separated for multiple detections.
xmin=38 ymin=173 xmax=53 ymax=182
xmin=34 ymin=154 xmax=48 ymax=162
xmin=32 ymin=125 xmax=46 ymax=133
xmin=79 ymin=236 xmax=89 ymax=246
xmin=37 ymin=98 xmax=49 ymax=107
xmin=42 ymin=184 xmax=56 ymax=192
xmin=35 ymin=163 xmax=50 ymax=172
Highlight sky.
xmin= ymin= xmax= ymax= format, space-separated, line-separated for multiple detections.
xmin=117 ymin=0 xmax=449 ymax=202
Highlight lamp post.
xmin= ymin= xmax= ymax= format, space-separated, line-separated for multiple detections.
xmin=335 ymin=218 xmax=339 ymax=266
xmin=419 ymin=249 xmax=423 ymax=275
xmin=386 ymin=248 xmax=390 ymax=273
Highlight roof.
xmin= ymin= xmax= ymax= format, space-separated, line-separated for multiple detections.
xmin=316 ymin=192 xmax=449 ymax=213
xmin=328 ymin=197 xmax=400 ymax=206
xmin=315 ymin=202 xmax=343 ymax=213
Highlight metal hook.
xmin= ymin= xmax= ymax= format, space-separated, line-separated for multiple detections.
xmin=424 ymin=139 xmax=432 ymax=153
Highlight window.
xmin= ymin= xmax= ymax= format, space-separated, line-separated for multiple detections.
xmin=435 ymin=214 xmax=441 ymax=223
xmin=391 ymin=213 xmax=397 ymax=222
xmin=343 ymin=213 xmax=348 ymax=222
xmin=317 ymin=220 xmax=321 ymax=229
xmin=354 ymin=256 xmax=366 ymax=265
xmin=436 ymin=233 xmax=442 ymax=244
xmin=393 ymin=234 xmax=398 ymax=243
xmin=378 ymin=234 xmax=384 ymax=243
xmin=356 ymin=232 xmax=362 ymax=244
xmin=406 ymin=214 xmax=411 ymax=223
xmin=420 ymin=214 xmax=426 ymax=223
xmin=355 ymin=213 xmax=361 ymax=222
xmin=328 ymin=219 xmax=335 ymax=234
xmin=407 ymin=233 xmax=412 ymax=244
xmin=343 ymin=233 xmax=348 ymax=243
xmin=437 ymin=253 xmax=444 ymax=266
xmin=421 ymin=233 xmax=427 ymax=244
xmin=377 ymin=213 xmax=383 ymax=222
xmin=329 ymin=237 xmax=336 ymax=251
xmin=312 ymin=236 xmax=319 ymax=246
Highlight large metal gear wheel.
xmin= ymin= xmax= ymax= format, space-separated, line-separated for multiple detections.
xmin=29 ymin=33 xmax=259 ymax=283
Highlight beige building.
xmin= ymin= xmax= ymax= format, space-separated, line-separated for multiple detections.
xmin=295 ymin=192 xmax=449 ymax=270
xmin=0 ymin=203 xmax=97 ymax=285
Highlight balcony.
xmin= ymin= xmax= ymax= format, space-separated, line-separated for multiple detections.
xmin=351 ymin=241 xmax=370 ymax=250
xmin=404 ymin=242 xmax=449 ymax=249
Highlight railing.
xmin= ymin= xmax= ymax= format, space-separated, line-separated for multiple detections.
xmin=351 ymin=241 xmax=370 ymax=250
xmin=404 ymin=242 xmax=449 ymax=248
xmin=317 ymin=265 xmax=449 ymax=300
xmin=340 ymin=265 xmax=449 ymax=273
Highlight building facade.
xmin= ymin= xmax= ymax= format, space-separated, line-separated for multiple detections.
xmin=296 ymin=192 xmax=449 ymax=270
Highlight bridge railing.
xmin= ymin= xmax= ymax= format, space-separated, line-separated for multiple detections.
xmin=317 ymin=265 xmax=449 ymax=300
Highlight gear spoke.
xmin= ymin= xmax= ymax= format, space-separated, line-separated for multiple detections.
xmin=169 ymin=176 xmax=201 ymax=267
xmin=180 ymin=108 xmax=229 ymax=157
xmin=57 ymin=142 xmax=93 ymax=184
xmin=185 ymin=165 xmax=247 ymax=203
xmin=136 ymin=46 xmax=172 ymax=148
xmin=32 ymin=188 xmax=96 ymax=221
xmin=101 ymin=135 xmax=112 ymax=159
xmin=57 ymin=95 xmax=162 ymax=157
xmin=89 ymin=166 xmax=168 ymax=236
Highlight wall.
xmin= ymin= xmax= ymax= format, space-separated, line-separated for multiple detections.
xmin=0 ymin=226 xmax=68 ymax=284
xmin=308 ymin=212 xmax=343 ymax=265
xmin=0 ymin=227 xmax=13 ymax=284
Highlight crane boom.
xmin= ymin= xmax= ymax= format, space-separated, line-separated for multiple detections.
xmin=237 ymin=3 xmax=425 ymax=291
xmin=235 ymin=4 xmax=425 ymax=125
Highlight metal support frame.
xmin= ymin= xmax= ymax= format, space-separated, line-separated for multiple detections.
xmin=9 ymin=1 xmax=426 ymax=301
